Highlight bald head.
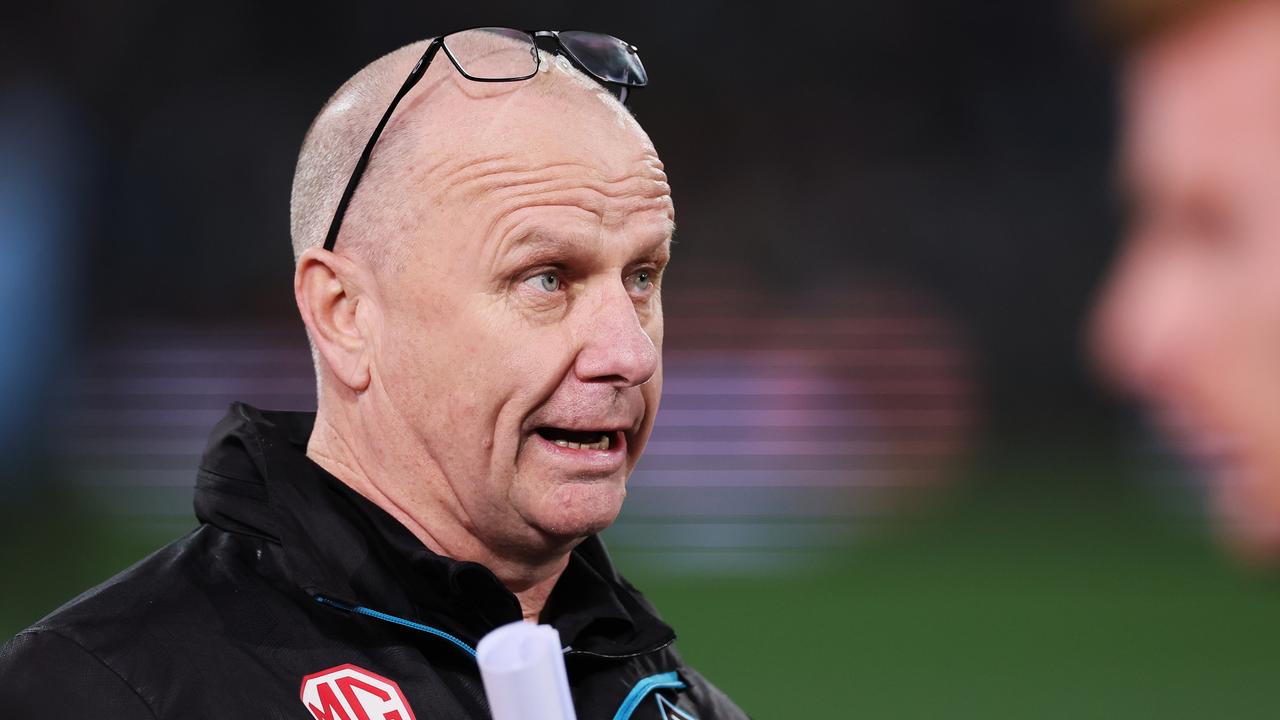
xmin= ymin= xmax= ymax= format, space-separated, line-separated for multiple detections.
xmin=288 ymin=37 xmax=631 ymax=270
xmin=294 ymin=31 xmax=673 ymax=574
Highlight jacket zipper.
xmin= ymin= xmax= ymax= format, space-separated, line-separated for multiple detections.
xmin=316 ymin=596 xmax=686 ymax=718
xmin=314 ymin=595 xmax=477 ymax=658
xmin=318 ymin=594 xmax=677 ymax=662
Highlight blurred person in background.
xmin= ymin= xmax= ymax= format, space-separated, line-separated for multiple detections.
xmin=0 ymin=30 xmax=745 ymax=719
xmin=0 ymin=83 xmax=80 ymax=496
xmin=1092 ymin=0 xmax=1280 ymax=563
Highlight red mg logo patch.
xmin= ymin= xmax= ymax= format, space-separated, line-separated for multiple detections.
xmin=300 ymin=663 xmax=417 ymax=720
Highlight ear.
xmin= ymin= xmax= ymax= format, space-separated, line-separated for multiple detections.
xmin=294 ymin=247 xmax=375 ymax=392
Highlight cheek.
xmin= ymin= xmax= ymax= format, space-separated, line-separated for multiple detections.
xmin=1211 ymin=294 xmax=1280 ymax=441
xmin=417 ymin=303 xmax=581 ymax=457
xmin=631 ymin=306 xmax=663 ymax=431
xmin=491 ymin=317 xmax=581 ymax=411
xmin=1164 ymin=241 xmax=1280 ymax=471
xmin=647 ymin=294 xmax=665 ymax=343
xmin=640 ymin=363 xmax=663 ymax=423
xmin=626 ymin=368 xmax=663 ymax=463
xmin=1206 ymin=230 xmax=1280 ymax=366
xmin=379 ymin=290 xmax=518 ymax=462
xmin=648 ymin=323 xmax=664 ymax=356
xmin=1202 ymin=230 xmax=1280 ymax=555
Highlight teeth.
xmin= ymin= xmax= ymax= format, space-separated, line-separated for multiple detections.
xmin=550 ymin=434 xmax=612 ymax=451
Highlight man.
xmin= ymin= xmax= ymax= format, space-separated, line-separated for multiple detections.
xmin=0 ymin=30 xmax=747 ymax=719
xmin=1092 ymin=0 xmax=1280 ymax=563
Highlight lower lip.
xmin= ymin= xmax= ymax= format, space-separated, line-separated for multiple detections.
xmin=530 ymin=432 xmax=628 ymax=475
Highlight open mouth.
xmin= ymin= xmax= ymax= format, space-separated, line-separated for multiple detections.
xmin=535 ymin=427 xmax=617 ymax=451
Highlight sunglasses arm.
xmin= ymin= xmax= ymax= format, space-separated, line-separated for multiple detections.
xmin=321 ymin=40 xmax=443 ymax=252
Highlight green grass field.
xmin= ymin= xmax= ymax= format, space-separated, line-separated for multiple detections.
xmin=4 ymin=449 xmax=1278 ymax=717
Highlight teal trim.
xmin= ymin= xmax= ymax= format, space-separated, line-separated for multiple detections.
xmin=314 ymin=595 xmax=478 ymax=658
xmin=612 ymin=671 xmax=687 ymax=720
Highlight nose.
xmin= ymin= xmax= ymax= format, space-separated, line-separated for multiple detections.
xmin=1090 ymin=242 xmax=1191 ymax=399
xmin=572 ymin=282 xmax=659 ymax=387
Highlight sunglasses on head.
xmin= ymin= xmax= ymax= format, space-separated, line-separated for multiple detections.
xmin=322 ymin=27 xmax=649 ymax=253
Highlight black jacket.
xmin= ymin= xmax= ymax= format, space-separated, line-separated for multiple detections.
xmin=0 ymin=403 xmax=747 ymax=719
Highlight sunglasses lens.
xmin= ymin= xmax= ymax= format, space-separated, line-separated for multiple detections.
xmin=557 ymin=31 xmax=648 ymax=87
xmin=443 ymin=28 xmax=539 ymax=79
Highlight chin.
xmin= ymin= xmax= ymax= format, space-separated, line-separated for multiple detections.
xmin=1211 ymin=457 xmax=1280 ymax=568
xmin=526 ymin=478 xmax=627 ymax=541
xmin=1220 ymin=519 xmax=1280 ymax=569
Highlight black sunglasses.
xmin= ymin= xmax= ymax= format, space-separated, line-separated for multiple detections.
xmin=321 ymin=27 xmax=649 ymax=252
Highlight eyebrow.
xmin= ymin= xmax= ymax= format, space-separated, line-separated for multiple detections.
xmin=496 ymin=230 xmax=593 ymax=264
xmin=497 ymin=222 xmax=675 ymax=264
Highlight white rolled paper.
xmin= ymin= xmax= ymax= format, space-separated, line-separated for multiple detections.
xmin=477 ymin=621 xmax=578 ymax=720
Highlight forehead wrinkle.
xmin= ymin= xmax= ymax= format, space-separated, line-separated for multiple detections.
xmin=460 ymin=171 xmax=671 ymax=231
xmin=455 ymin=156 xmax=666 ymax=196
xmin=481 ymin=177 xmax=672 ymax=255
xmin=409 ymin=151 xmax=510 ymax=193
xmin=481 ymin=191 xmax=675 ymax=272
xmin=440 ymin=136 xmax=667 ymax=193
xmin=491 ymin=175 xmax=670 ymax=215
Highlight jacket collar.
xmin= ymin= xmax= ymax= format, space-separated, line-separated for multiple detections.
xmin=192 ymin=402 xmax=675 ymax=656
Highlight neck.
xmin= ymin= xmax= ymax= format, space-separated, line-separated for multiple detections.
xmin=306 ymin=405 xmax=572 ymax=622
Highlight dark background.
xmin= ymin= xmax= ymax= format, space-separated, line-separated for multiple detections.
xmin=4 ymin=0 xmax=1119 ymax=436
xmin=6 ymin=2 xmax=1275 ymax=717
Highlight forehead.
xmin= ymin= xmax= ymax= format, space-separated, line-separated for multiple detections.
xmin=416 ymin=81 xmax=674 ymax=235
xmin=1124 ymin=2 xmax=1280 ymax=181
xmin=404 ymin=62 xmax=655 ymax=169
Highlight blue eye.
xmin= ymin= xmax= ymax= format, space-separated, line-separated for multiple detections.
xmin=524 ymin=272 xmax=561 ymax=293
xmin=630 ymin=270 xmax=653 ymax=292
